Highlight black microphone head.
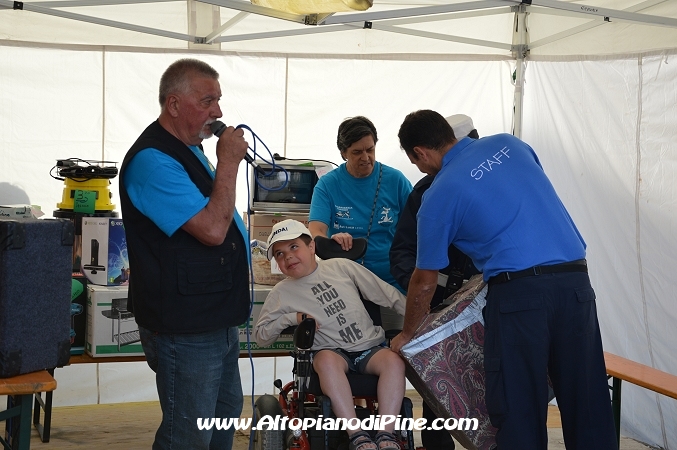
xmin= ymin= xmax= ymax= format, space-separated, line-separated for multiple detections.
xmin=210 ymin=120 xmax=226 ymax=137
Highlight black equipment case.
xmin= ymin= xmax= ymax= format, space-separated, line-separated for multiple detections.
xmin=0 ymin=219 xmax=74 ymax=377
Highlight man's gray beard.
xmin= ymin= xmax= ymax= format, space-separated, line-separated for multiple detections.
xmin=199 ymin=121 xmax=213 ymax=140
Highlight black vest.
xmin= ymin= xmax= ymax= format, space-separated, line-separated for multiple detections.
xmin=119 ymin=120 xmax=249 ymax=333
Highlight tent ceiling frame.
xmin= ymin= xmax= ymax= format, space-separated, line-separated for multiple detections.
xmin=197 ymin=0 xmax=515 ymax=47
xmin=374 ymin=23 xmax=512 ymax=50
xmin=31 ymin=0 xmax=174 ymax=7
xmin=205 ymin=0 xmax=677 ymax=51
xmin=213 ymin=23 xmax=355 ymax=42
xmin=528 ymin=0 xmax=672 ymax=49
xmin=527 ymin=0 xmax=669 ymax=22
xmin=204 ymin=10 xmax=248 ymax=43
xmin=321 ymin=0 xmax=510 ymax=25
xmin=319 ymin=0 xmax=677 ymax=29
xmin=3 ymin=0 xmax=676 ymax=48
xmin=210 ymin=3 xmax=515 ymax=47
xmin=210 ymin=1 xmax=522 ymax=49
xmin=529 ymin=16 xmax=600 ymax=49
xmin=201 ymin=0 xmax=310 ymax=24
xmin=0 ymin=0 xmax=192 ymax=41
xmin=530 ymin=0 xmax=677 ymax=29
xmin=378 ymin=6 xmax=512 ymax=27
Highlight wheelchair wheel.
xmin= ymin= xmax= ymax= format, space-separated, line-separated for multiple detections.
xmin=253 ymin=394 xmax=285 ymax=450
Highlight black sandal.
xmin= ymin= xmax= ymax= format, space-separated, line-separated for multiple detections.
xmin=349 ymin=431 xmax=378 ymax=450
xmin=374 ymin=431 xmax=401 ymax=450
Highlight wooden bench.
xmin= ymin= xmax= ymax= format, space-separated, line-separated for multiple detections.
xmin=604 ymin=351 xmax=677 ymax=449
xmin=31 ymin=354 xmax=147 ymax=443
xmin=0 ymin=370 xmax=57 ymax=450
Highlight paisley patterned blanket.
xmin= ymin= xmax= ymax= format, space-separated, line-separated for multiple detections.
xmin=401 ymin=275 xmax=497 ymax=450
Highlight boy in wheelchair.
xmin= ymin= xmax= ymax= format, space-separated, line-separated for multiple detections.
xmin=254 ymin=219 xmax=407 ymax=450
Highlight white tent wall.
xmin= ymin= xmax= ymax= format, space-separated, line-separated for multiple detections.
xmin=0 ymin=45 xmax=105 ymax=210
xmin=522 ymin=54 xmax=677 ymax=448
xmin=631 ymin=53 xmax=677 ymax=449
xmin=1 ymin=33 xmax=676 ymax=448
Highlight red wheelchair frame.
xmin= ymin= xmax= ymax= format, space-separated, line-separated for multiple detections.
xmin=253 ymin=318 xmax=415 ymax=450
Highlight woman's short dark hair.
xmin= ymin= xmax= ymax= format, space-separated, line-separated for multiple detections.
xmin=159 ymin=59 xmax=219 ymax=106
xmin=336 ymin=116 xmax=378 ymax=155
xmin=398 ymin=110 xmax=456 ymax=158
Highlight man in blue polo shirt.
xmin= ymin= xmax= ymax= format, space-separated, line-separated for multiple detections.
xmin=391 ymin=110 xmax=616 ymax=449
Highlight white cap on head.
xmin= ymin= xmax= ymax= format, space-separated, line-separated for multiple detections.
xmin=445 ymin=114 xmax=475 ymax=139
xmin=266 ymin=219 xmax=312 ymax=260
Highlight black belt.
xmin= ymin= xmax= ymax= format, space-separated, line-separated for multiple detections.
xmin=489 ymin=259 xmax=588 ymax=285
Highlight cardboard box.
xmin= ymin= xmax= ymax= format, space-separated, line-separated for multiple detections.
xmin=86 ymin=284 xmax=143 ymax=357
xmin=81 ymin=217 xmax=129 ymax=286
xmin=239 ymin=284 xmax=294 ymax=354
xmin=0 ymin=204 xmax=42 ymax=220
xmin=243 ymin=212 xmax=309 ymax=242
xmin=251 ymin=256 xmax=286 ymax=286
xmin=86 ymin=284 xmax=291 ymax=358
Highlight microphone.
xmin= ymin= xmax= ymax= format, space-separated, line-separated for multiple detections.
xmin=210 ymin=120 xmax=266 ymax=175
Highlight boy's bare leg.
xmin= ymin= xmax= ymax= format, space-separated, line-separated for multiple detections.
xmin=313 ymin=349 xmax=362 ymax=436
xmin=365 ymin=349 xmax=405 ymax=434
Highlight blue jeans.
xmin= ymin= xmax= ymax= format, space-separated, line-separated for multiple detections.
xmin=140 ymin=325 xmax=243 ymax=450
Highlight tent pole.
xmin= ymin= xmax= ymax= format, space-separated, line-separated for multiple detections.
xmin=513 ymin=54 xmax=526 ymax=138
xmin=511 ymin=5 xmax=529 ymax=138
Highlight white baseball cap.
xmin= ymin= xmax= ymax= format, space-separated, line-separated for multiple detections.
xmin=445 ymin=114 xmax=475 ymax=139
xmin=266 ymin=219 xmax=312 ymax=260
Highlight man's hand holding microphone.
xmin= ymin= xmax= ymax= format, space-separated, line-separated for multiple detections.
xmin=210 ymin=120 xmax=249 ymax=169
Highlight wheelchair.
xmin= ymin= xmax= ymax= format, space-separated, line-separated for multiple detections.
xmin=252 ymin=236 xmax=416 ymax=450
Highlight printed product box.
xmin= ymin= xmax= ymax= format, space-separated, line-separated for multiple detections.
xmin=86 ymin=284 xmax=143 ymax=357
xmin=243 ymin=212 xmax=310 ymax=242
xmin=239 ymin=284 xmax=294 ymax=355
xmin=81 ymin=217 xmax=129 ymax=286
xmin=86 ymin=284 xmax=291 ymax=358
xmin=70 ymin=274 xmax=88 ymax=355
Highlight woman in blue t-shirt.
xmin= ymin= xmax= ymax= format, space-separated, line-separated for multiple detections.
xmin=308 ymin=116 xmax=412 ymax=329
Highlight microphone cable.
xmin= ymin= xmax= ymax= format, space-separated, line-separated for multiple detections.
xmin=234 ymin=123 xmax=282 ymax=450
xmin=235 ymin=124 xmax=290 ymax=194
xmin=244 ymin=161 xmax=258 ymax=450
xmin=235 ymin=123 xmax=340 ymax=449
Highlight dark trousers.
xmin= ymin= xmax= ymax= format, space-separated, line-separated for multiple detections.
xmin=421 ymin=401 xmax=455 ymax=449
xmin=483 ymin=272 xmax=616 ymax=450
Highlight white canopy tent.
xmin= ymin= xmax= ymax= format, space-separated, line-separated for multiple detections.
xmin=1 ymin=0 xmax=676 ymax=447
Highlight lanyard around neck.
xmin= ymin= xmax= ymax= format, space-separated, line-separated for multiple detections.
xmin=360 ymin=163 xmax=383 ymax=265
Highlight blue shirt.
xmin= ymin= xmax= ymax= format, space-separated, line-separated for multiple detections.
xmin=123 ymin=147 xmax=250 ymax=262
xmin=417 ymin=134 xmax=586 ymax=281
xmin=309 ymin=161 xmax=412 ymax=289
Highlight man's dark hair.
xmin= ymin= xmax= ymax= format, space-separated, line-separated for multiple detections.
xmin=159 ymin=59 xmax=219 ymax=106
xmin=336 ymin=116 xmax=378 ymax=157
xmin=398 ymin=110 xmax=456 ymax=158
xmin=299 ymin=235 xmax=312 ymax=245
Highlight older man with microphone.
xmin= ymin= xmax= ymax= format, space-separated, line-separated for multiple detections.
xmin=119 ymin=58 xmax=250 ymax=450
